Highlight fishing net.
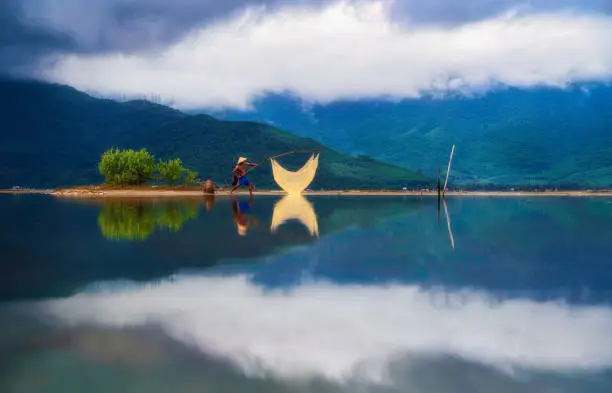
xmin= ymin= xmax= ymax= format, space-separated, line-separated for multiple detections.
xmin=270 ymin=153 xmax=319 ymax=194
xmin=271 ymin=195 xmax=319 ymax=237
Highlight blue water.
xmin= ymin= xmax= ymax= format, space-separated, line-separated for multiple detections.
xmin=1 ymin=194 xmax=612 ymax=393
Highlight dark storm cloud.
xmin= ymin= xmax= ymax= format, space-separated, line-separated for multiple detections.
xmin=0 ymin=0 xmax=290 ymax=74
xmin=1 ymin=0 xmax=611 ymax=75
xmin=0 ymin=0 xmax=75 ymax=74
xmin=389 ymin=0 xmax=612 ymax=26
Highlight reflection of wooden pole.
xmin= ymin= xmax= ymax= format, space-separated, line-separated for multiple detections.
xmin=443 ymin=145 xmax=455 ymax=195
xmin=437 ymin=168 xmax=441 ymax=221
xmin=443 ymin=198 xmax=455 ymax=249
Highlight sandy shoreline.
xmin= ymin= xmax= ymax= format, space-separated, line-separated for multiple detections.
xmin=3 ymin=187 xmax=611 ymax=198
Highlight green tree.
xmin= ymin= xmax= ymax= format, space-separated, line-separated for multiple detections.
xmin=158 ymin=158 xmax=185 ymax=185
xmin=98 ymin=147 xmax=123 ymax=185
xmin=184 ymin=169 xmax=199 ymax=186
xmin=98 ymin=147 xmax=198 ymax=187
xmin=98 ymin=147 xmax=155 ymax=186
xmin=129 ymin=148 xmax=156 ymax=185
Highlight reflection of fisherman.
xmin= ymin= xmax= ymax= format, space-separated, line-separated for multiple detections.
xmin=230 ymin=157 xmax=259 ymax=196
xmin=231 ymin=196 xmax=259 ymax=236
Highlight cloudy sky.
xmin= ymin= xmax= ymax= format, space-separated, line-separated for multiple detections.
xmin=2 ymin=0 xmax=612 ymax=109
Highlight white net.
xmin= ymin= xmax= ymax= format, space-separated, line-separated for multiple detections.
xmin=270 ymin=153 xmax=319 ymax=194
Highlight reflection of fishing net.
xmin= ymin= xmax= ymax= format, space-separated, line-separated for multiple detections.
xmin=270 ymin=153 xmax=319 ymax=194
xmin=270 ymin=195 xmax=319 ymax=237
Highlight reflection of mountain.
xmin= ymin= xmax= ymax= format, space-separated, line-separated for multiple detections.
xmin=4 ymin=196 xmax=612 ymax=305
xmin=0 ymin=196 xmax=425 ymax=301
xmin=98 ymin=200 xmax=199 ymax=241
xmin=320 ymin=196 xmax=422 ymax=233
xmin=271 ymin=195 xmax=319 ymax=237
xmin=254 ymin=197 xmax=612 ymax=302
xmin=146 ymin=196 xmax=426 ymax=264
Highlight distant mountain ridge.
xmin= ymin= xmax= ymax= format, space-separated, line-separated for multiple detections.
xmin=0 ymin=78 xmax=429 ymax=189
xmin=210 ymin=84 xmax=612 ymax=187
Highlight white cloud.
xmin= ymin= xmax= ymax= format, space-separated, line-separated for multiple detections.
xmin=33 ymin=273 xmax=612 ymax=384
xmin=39 ymin=0 xmax=612 ymax=110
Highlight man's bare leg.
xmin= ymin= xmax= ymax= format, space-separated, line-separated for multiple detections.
xmin=230 ymin=184 xmax=240 ymax=194
xmin=248 ymin=183 xmax=254 ymax=197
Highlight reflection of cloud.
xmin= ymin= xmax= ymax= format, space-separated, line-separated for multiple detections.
xmin=60 ymin=329 xmax=166 ymax=367
xmin=33 ymin=275 xmax=612 ymax=383
xmin=271 ymin=195 xmax=319 ymax=237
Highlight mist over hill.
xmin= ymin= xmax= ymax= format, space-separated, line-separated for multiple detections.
xmin=210 ymin=84 xmax=612 ymax=187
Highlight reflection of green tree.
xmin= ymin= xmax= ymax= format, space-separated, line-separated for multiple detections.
xmin=156 ymin=203 xmax=199 ymax=233
xmin=98 ymin=203 xmax=157 ymax=241
xmin=98 ymin=201 xmax=199 ymax=241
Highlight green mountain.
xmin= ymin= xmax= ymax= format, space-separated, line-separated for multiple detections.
xmin=211 ymin=85 xmax=612 ymax=187
xmin=0 ymin=78 xmax=429 ymax=189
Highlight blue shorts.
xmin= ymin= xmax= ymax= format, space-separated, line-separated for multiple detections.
xmin=238 ymin=176 xmax=251 ymax=186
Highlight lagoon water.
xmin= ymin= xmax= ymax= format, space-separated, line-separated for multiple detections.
xmin=1 ymin=194 xmax=612 ymax=393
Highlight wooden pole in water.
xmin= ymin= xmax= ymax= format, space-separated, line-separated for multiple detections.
xmin=443 ymin=145 xmax=455 ymax=196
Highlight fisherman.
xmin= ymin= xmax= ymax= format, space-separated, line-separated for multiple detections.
xmin=230 ymin=157 xmax=259 ymax=196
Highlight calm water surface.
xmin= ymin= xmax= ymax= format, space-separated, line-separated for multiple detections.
xmin=1 ymin=194 xmax=612 ymax=393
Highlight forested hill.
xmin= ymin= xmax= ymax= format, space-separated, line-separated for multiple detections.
xmin=0 ymin=78 xmax=429 ymax=189
xmin=211 ymin=85 xmax=612 ymax=187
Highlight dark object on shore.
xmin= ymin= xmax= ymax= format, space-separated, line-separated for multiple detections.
xmin=437 ymin=168 xmax=441 ymax=198
xmin=202 ymin=179 xmax=215 ymax=194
